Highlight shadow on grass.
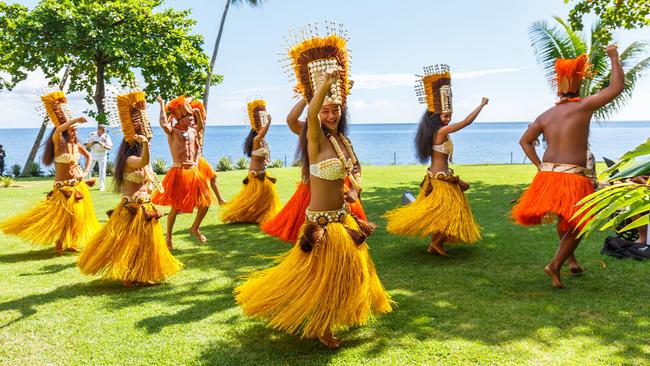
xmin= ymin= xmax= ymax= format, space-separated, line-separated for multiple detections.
xmin=0 ymin=248 xmax=56 ymax=263
xmin=19 ymin=262 xmax=76 ymax=277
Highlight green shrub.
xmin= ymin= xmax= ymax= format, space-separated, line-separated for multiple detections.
xmin=151 ymin=157 xmax=169 ymax=175
xmin=11 ymin=164 xmax=21 ymax=177
xmin=25 ymin=161 xmax=43 ymax=177
xmin=106 ymin=161 xmax=114 ymax=177
xmin=216 ymin=156 xmax=233 ymax=171
xmin=291 ymin=159 xmax=302 ymax=167
xmin=235 ymin=157 xmax=250 ymax=170
xmin=268 ymin=159 xmax=284 ymax=168
xmin=47 ymin=168 xmax=56 ymax=177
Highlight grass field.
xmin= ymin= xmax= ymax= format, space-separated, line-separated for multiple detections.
xmin=0 ymin=164 xmax=649 ymax=365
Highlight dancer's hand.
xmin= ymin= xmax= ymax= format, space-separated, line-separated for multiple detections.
xmin=134 ymin=134 xmax=148 ymax=143
xmin=481 ymin=97 xmax=489 ymax=106
xmin=324 ymin=67 xmax=341 ymax=86
xmin=606 ymin=44 xmax=619 ymax=59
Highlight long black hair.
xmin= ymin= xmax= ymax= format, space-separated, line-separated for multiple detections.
xmin=414 ymin=111 xmax=443 ymax=164
xmin=112 ymin=139 xmax=143 ymax=193
xmin=42 ymin=128 xmax=72 ymax=166
xmin=298 ymin=105 xmax=349 ymax=174
xmin=243 ymin=129 xmax=257 ymax=157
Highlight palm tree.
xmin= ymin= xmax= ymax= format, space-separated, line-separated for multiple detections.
xmin=529 ymin=16 xmax=650 ymax=120
xmin=202 ymin=0 xmax=265 ymax=111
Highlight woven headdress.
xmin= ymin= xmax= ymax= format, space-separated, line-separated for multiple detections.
xmin=555 ymin=54 xmax=591 ymax=96
xmin=165 ymin=96 xmax=193 ymax=121
xmin=40 ymin=90 xmax=73 ymax=127
xmin=282 ymin=21 xmax=351 ymax=105
xmin=247 ymin=99 xmax=267 ymax=132
xmin=415 ymin=65 xmax=452 ymax=114
xmin=116 ymin=91 xmax=152 ymax=144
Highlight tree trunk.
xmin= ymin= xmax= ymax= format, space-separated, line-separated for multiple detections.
xmin=202 ymin=0 xmax=231 ymax=110
xmin=93 ymin=54 xmax=106 ymax=124
xmin=21 ymin=65 xmax=71 ymax=176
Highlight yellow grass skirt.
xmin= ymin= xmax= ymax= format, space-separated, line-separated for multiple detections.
xmin=220 ymin=172 xmax=282 ymax=224
xmin=385 ymin=174 xmax=481 ymax=243
xmin=77 ymin=199 xmax=182 ymax=283
xmin=0 ymin=181 xmax=100 ymax=250
xmin=235 ymin=214 xmax=393 ymax=338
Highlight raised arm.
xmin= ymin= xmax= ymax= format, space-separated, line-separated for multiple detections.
xmin=193 ymin=108 xmax=205 ymax=133
xmin=254 ymin=112 xmax=272 ymax=143
xmin=307 ymin=68 xmax=340 ymax=147
xmin=52 ymin=116 xmax=87 ymax=146
xmin=439 ymin=98 xmax=488 ymax=136
xmin=126 ymin=135 xmax=150 ymax=169
xmin=287 ymin=98 xmax=307 ymax=135
xmin=157 ymin=96 xmax=172 ymax=134
xmin=582 ymin=45 xmax=625 ymax=110
xmin=519 ymin=119 xmax=543 ymax=169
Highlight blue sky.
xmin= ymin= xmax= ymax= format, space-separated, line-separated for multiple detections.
xmin=1 ymin=0 xmax=649 ymax=128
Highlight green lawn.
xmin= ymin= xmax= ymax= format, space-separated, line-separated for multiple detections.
xmin=0 ymin=164 xmax=648 ymax=365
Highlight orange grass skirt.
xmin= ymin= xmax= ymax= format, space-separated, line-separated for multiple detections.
xmin=261 ymin=181 xmax=311 ymax=242
xmin=198 ymin=157 xmax=216 ymax=180
xmin=512 ymin=171 xmax=595 ymax=232
xmin=152 ymin=166 xmax=212 ymax=213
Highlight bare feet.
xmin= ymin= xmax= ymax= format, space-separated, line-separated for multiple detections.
xmin=218 ymin=199 xmax=227 ymax=206
xmin=544 ymin=265 xmax=565 ymax=289
xmin=55 ymin=240 xmax=63 ymax=255
xmin=166 ymin=235 xmax=174 ymax=251
xmin=318 ymin=334 xmax=342 ymax=349
xmin=190 ymin=228 xmax=207 ymax=243
xmin=64 ymin=247 xmax=79 ymax=253
xmin=427 ymin=241 xmax=449 ymax=257
xmin=122 ymin=280 xmax=134 ymax=288
xmin=567 ymin=256 xmax=584 ymax=274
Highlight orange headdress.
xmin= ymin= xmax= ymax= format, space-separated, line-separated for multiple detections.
xmin=40 ymin=90 xmax=73 ymax=127
xmin=282 ymin=21 xmax=351 ymax=105
xmin=190 ymin=99 xmax=206 ymax=121
xmin=246 ymin=99 xmax=267 ymax=132
xmin=415 ymin=65 xmax=452 ymax=114
xmin=555 ymin=54 xmax=591 ymax=96
xmin=165 ymin=96 xmax=193 ymax=121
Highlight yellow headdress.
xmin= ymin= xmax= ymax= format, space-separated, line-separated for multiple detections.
xmin=247 ymin=99 xmax=267 ymax=132
xmin=415 ymin=65 xmax=453 ymax=114
xmin=555 ymin=54 xmax=591 ymax=96
xmin=40 ymin=90 xmax=73 ymax=127
xmin=282 ymin=21 xmax=351 ymax=105
xmin=116 ymin=91 xmax=153 ymax=144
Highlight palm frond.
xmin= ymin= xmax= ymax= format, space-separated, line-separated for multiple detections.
xmin=554 ymin=16 xmax=586 ymax=55
xmin=601 ymin=138 xmax=650 ymax=179
xmin=231 ymin=0 xmax=265 ymax=6
xmin=609 ymin=156 xmax=650 ymax=181
xmin=528 ymin=19 xmax=577 ymax=90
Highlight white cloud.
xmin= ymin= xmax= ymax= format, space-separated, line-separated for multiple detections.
xmin=353 ymin=68 xmax=520 ymax=90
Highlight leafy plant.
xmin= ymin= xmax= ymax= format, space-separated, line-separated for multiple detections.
xmin=0 ymin=176 xmax=14 ymax=187
xmin=216 ymin=156 xmax=233 ymax=172
xmin=268 ymin=159 xmax=284 ymax=168
xmin=565 ymin=0 xmax=650 ymax=43
xmin=106 ymin=161 xmax=114 ymax=177
xmin=151 ymin=157 xmax=169 ymax=175
xmin=529 ymin=16 xmax=650 ymax=120
xmin=47 ymin=168 xmax=56 ymax=177
xmin=25 ymin=161 xmax=43 ymax=177
xmin=235 ymin=157 xmax=250 ymax=170
xmin=10 ymin=164 xmax=20 ymax=177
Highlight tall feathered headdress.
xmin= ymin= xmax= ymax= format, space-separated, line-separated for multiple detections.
xmin=555 ymin=54 xmax=591 ymax=96
xmin=40 ymin=89 xmax=73 ymax=127
xmin=415 ymin=64 xmax=452 ymax=114
xmin=246 ymin=99 xmax=267 ymax=132
xmin=104 ymin=86 xmax=152 ymax=144
xmin=281 ymin=21 xmax=351 ymax=105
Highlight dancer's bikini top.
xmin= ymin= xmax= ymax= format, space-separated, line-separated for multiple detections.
xmin=124 ymin=166 xmax=154 ymax=184
xmin=432 ymin=137 xmax=453 ymax=156
xmin=54 ymin=144 xmax=80 ymax=164
xmin=309 ymin=158 xmax=347 ymax=180
xmin=251 ymin=146 xmax=268 ymax=158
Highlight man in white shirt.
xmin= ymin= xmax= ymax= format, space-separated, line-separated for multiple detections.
xmin=86 ymin=125 xmax=113 ymax=191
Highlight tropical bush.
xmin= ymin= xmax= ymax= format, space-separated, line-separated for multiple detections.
xmin=25 ymin=161 xmax=43 ymax=177
xmin=47 ymin=168 xmax=56 ymax=177
xmin=235 ymin=157 xmax=250 ymax=170
xmin=268 ymin=159 xmax=284 ymax=168
xmin=0 ymin=176 xmax=14 ymax=188
xmin=574 ymin=138 xmax=650 ymax=237
xmin=106 ymin=161 xmax=114 ymax=177
xmin=151 ymin=157 xmax=169 ymax=175
xmin=291 ymin=159 xmax=302 ymax=167
xmin=529 ymin=16 xmax=650 ymax=120
xmin=216 ymin=156 xmax=234 ymax=171
xmin=10 ymin=164 xmax=21 ymax=177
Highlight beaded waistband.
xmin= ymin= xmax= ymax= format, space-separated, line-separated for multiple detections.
xmin=171 ymin=162 xmax=198 ymax=169
xmin=427 ymin=168 xmax=455 ymax=180
xmin=53 ymin=178 xmax=81 ymax=188
xmin=306 ymin=205 xmax=350 ymax=225
xmin=540 ymin=162 xmax=592 ymax=176
xmin=122 ymin=193 xmax=152 ymax=204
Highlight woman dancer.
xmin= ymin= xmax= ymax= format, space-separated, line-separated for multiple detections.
xmin=78 ymin=91 xmax=182 ymax=286
xmin=385 ymin=65 xmax=487 ymax=256
xmin=235 ymin=23 xmax=392 ymax=348
xmin=1 ymin=90 xmax=100 ymax=254
xmin=261 ymin=93 xmax=367 ymax=243
xmin=219 ymin=99 xmax=282 ymax=224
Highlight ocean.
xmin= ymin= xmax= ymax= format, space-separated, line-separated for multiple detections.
xmin=0 ymin=121 xmax=648 ymax=171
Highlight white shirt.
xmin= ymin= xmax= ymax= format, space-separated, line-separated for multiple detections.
xmin=87 ymin=131 xmax=113 ymax=155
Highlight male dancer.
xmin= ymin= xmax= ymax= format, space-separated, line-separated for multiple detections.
xmin=153 ymin=96 xmax=212 ymax=249
xmin=514 ymin=45 xmax=624 ymax=288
